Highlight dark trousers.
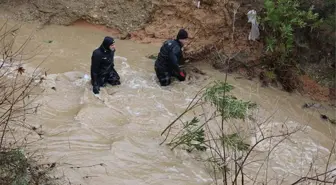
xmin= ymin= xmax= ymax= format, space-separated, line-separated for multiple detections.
xmin=155 ymin=66 xmax=185 ymax=86
xmin=93 ymin=67 xmax=121 ymax=87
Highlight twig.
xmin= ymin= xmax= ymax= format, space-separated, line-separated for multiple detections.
xmin=69 ymin=163 xmax=106 ymax=169
xmin=231 ymin=4 xmax=240 ymax=42
xmin=323 ymin=138 xmax=336 ymax=184
xmin=160 ymin=83 xmax=210 ymax=136
xmin=68 ymin=135 xmax=71 ymax=149
xmin=232 ymin=128 xmax=302 ymax=184
xmin=290 ymin=168 xmax=336 ymax=184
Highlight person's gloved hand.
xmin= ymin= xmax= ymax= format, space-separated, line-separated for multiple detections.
xmin=178 ymin=70 xmax=186 ymax=81
xmin=180 ymin=71 xmax=185 ymax=77
xmin=109 ymin=80 xmax=121 ymax=86
xmin=93 ymin=86 xmax=100 ymax=94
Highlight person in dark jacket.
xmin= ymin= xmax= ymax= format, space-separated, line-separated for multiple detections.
xmin=154 ymin=29 xmax=189 ymax=86
xmin=91 ymin=36 xmax=121 ymax=94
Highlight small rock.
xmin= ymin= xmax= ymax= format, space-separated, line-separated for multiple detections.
xmin=202 ymin=0 xmax=216 ymax=5
xmin=302 ymin=102 xmax=325 ymax=109
xmin=43 ymin=40 xmax=53 ymax=43
xmin=259 ymin=71 xmax=269 ymax=87
xmin=120 ymin=32 xmax=131 ymax=40
xmin=146 ymin=54 xmax=157 ymax=60
xmin=191 ymin=66 xmax=206 ymax=75
xmin=51 ymin=87 xmax=56 ymax=91
xmin=329 ymin=119 xmax=336 ymax=125
xmin=320 ymin=114 xmax=328 ymax=120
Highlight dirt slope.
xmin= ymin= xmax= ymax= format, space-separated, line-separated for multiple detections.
xmin=130 ymin=0 xmax=263 ymax=59
xmin=0 ymin=0 xmax=263 ymax=58
xmin=0 ymin=0 xmax=153 ymax=32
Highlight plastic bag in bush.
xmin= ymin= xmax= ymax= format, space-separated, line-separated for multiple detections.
xmin=247 ymin=10 xmax=260 ymax=41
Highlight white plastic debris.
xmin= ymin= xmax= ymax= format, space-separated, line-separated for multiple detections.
xmin=247 ymin=10 xmax=260 ymax=41
xmin=193 ymin=0 xmax=201 ymax=8
xmin=83 ymin=74 xmax=90 ymax=81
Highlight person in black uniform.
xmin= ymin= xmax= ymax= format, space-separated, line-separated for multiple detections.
xmin=90 ymin=36 xmax=121 ymax=94
xmin=154 ymin=29 xmax=189 ymax=86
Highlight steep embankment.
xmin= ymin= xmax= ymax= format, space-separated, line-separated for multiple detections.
xmin=0 ymin=0 xmax=334 ymax=103
xmin=130 ymin=0 xmax=263 ymax=55
xmin=0 ymin=0 xmax=153 ymax=32
xmin=0 ymin=0 xmax=263 ymax=55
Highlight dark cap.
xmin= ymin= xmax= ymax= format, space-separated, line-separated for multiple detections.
xmin=176 ymin=29 xmax=188 ymax=40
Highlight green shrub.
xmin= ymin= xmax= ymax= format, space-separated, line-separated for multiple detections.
xmin=260 ymin=0 xmax=322 ymax=58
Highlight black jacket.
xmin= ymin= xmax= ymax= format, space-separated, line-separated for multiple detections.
xmin=155 ymin=39 xmax=183 ymax=73
xmin=90 ymin=38 xmax=115 ymax=87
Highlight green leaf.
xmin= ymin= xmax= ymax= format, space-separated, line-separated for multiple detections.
xmin=43 ymin=40 xmax=53 ymax=43
xmin=221 ymin=133 xmax=250 ymax=151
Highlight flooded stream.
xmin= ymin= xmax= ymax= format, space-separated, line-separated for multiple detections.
xmin=1 ymin=19 xmax=335 ymax=184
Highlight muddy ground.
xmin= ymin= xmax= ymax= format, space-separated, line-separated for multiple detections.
xmin=0 ymin=0 xmax=334 ymax=103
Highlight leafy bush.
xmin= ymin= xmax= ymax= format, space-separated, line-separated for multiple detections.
xmin=161 ymin=81 xmax=256 ymax=183
xmin=160 ymin=80 xmax=336 ymax=184
xmin=260 ymin=0 xmax=322 ymax=59
xmin=0 ymin=149 xmax=29 ymax=185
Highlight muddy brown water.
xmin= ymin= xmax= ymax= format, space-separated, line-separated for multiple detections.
xmin=1 ymin=19 xmax=335 ymax=184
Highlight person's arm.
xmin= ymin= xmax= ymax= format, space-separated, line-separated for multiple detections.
xmin=169 ymin=46 xmax=182 ymax=73
xmin=169 ymin=45 xmax=186 ymax=80
xmin=110 ymin=50 xmax=115 ymax=67
xmin=91 ymin=52 xmax=101 ymax=94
